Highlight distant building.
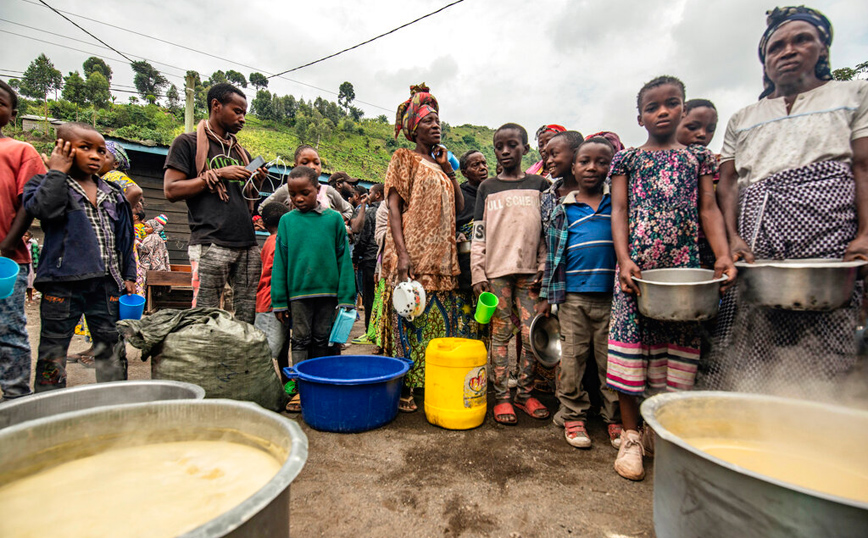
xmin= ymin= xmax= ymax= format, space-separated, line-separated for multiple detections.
xmin=19 ymin=115 xmax=64 ymax=134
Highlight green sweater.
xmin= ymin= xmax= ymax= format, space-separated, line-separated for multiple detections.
xmin=271 ymin=207 xmax=356 ymax=311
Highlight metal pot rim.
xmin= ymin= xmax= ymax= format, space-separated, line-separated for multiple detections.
xmin=641 ymin=391 xmax=868 ymax=511
xmin=736 ymin=259 xmax=868 ymax=269
xmin=0 ymin=399 xmax=309 ymax=538
xmin=633 ymin=273 xmax=728 ymax=287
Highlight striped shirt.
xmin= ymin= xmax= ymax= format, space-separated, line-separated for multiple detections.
xmin=66 ymin=176 xmax=123 ymax=288
xmin=564 ymin=195 xmax=615 ymax=293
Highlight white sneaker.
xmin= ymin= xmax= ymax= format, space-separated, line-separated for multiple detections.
xmin=613 ymin=429 xmax=645 ymax=481
xmin=608 ymin=423 xmax=623 ymax=449
xmin=564 ymin=421 xmax=592 ymax=448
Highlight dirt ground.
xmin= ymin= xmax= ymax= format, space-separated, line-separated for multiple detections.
xmin=19 ymin=300 xmax=655 ymax=538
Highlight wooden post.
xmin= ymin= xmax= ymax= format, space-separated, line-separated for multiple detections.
xmin=184 ymin=74 xmax=196 ymax=133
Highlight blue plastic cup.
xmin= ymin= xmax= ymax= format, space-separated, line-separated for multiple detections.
xmin=0 ymin=257 xmax=20 ymax=300
xmin=118 ymin=294 xmax=146 ymax=320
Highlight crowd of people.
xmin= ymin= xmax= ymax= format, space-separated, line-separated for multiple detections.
xmin=0 ymin=5 xmax=866 ymax=484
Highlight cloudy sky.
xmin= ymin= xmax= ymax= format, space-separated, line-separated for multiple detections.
xmin=2 ymin=0 xmax=867 ymax=151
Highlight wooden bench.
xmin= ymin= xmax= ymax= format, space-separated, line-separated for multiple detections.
xmin=146 ymin=265 xmax=193 ymax=313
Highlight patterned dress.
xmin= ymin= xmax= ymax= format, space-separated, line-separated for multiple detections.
xmin=606 ymin=145 xmax=717 ymax=396
xmin=381 ymin=149 xmax=465 ymax=388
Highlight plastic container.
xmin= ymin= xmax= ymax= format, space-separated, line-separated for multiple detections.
xmin=424 ymin=338 xmax=488 ymax=430
xmin=283 ymin=355 xmax=412 ymax=433
xmin=474 ymin=292 xmax=498 ymax=324
xmin=0 ymin=257 xmax=20 ymax=300
xmin=118 ymin=293 xmax=146 ymax=320
xmin=328 ymin=308 xmax=356 ymax=344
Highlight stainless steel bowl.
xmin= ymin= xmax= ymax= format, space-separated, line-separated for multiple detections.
xmin=641 ymin=391 xmax=868 ymax=537
xmin=529 ymin=313 xmax=561 ymax=367
xmin=0 ymin=399 xmax=308 ymax=538
xmin=735 ymin=259 xmax=867 ymax=311
xmin=0 ymin=380 xmax=206 ymax=430
xmin=633 ymin=268 xmax=727 ymax=321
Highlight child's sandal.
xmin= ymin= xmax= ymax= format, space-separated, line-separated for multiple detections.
xmin=492 ymin=402 xmax=517 ymax=425
xmin=398 ymin=395 xmax=418 ymax=412
xmin=285 ymin=394 xmax=301 ymax=413
xmin=514 ymin=397 xmax=549 ymax=419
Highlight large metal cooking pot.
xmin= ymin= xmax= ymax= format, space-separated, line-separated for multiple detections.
xmin=632 ymin=268 xmax=727 ymax=321
xmin=641 ymin=391 xmax=868 ymax=538
xmin=0 ymin=380 xmax=205 ymax=430
xmin=735 ymin=259 xmax=867 ymax=311
xmin=0 ymin=399 xmax=308 ymax=538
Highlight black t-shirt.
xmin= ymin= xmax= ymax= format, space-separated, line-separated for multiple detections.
xmin=456 ymin=181 xmax=480 ymax=228
xmin=164 ymin=132 xmax=256 ymax=248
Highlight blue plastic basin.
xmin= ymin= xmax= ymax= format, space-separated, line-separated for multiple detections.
xmin=0 ymin=257 xmax=20 ymax=300
xmin=283 ymin=355 xmax=412 ymax=433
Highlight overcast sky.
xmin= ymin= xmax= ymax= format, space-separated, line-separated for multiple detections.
xmin=3 ymin=0 xmax=867 ymax=151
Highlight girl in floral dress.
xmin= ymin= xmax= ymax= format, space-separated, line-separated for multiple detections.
xmin=606 ymin=76 xmax=736 ymax=481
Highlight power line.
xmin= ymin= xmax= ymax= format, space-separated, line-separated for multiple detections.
xmin=13 ymin=0 xmax=396 ymax=113
xmin=268 ymin=0 xmax=465 ymax=78
xmin=0 ymin=29 xmax=186 ymax=81
xmin=37 ymin=0 xmax=134 ymax=63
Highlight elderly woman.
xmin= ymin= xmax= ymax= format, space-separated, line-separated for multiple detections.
xmin=381 ymin=84 xmax=465 ymax=412
xmin=707 ymin=6 xmax=868 ymax=397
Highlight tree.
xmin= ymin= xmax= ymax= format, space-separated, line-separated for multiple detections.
xmin=131 ymin=60 xmax=168 ymax=100
xmin=129 ymin=96 xmax=139 ymax=104
xmin=20 ymin=53 xmax=63 ymax=118
xmin=251 ymin=90 xmax=274 ymax=119
xmin=62 ymin=71 xmax=88 ymax=121
xmin=376 ymin=114 xmax=388 ymax=123
xmin=338 ymin=81 xmax=355 ymax=113
xmin=208 ymin=70 xmax=228 ymax=86
xmin=249 ymin=72 xmax=268 ymax=91
xmin=83 ymin=57 xmax=112 ymax=83
xmin=349 ymin=105 xmax=364 ymax=122
xmin=85 ymin=71 xmax=110 ymax=127
xmin=833 ymin=61 xmax=868 ymax=81
xmin=225 ymin=70 xmax=247 ymax=88
xmin=166 ymin=84 xmax=180 ymax=111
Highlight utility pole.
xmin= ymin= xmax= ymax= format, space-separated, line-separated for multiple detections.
xmin=184 ymin=74 xmax=196 ymax=133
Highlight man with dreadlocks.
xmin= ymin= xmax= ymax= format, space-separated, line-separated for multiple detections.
xmin=706 ymin=6 xmax=868 ymax=398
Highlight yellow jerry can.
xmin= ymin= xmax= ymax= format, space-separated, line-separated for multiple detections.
xmin=424 ymin=337 xmax=487 ymax=430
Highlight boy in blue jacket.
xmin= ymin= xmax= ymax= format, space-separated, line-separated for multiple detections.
xmin=23 ymin=123 xmax=136 ymax=391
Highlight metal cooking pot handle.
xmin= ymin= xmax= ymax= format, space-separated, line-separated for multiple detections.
xmin=282 ymin=366 xmax=299 ymax=380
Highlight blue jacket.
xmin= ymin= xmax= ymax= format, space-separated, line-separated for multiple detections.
xmin=23 ymin=170 xmax=136 ymax=289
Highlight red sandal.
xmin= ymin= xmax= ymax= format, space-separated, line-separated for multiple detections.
xmin=514 ymin=397 xmax=549 ymax=419
xmin=492 ymin=402 xmax=517 ymax=425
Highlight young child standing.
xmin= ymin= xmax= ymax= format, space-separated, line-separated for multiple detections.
xmin=23 ymin=122 xmax=136 ymax=391
xmin=23 ymin=230 xmax=39 ymax=303
xmin=0 ymin=80 xmax=46 ymax=400
xmin=471 ymin=123 xmax=550 ymax=424
xmin=538 ymin=136 xmax=622 ymax=449
xmin=272 ymin=166 xmax=355 ymax=366
xmin=607 ymin=77 xmax=736 ymax=480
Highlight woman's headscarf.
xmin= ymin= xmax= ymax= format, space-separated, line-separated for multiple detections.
xmin=395 ymin=83 xmax=439 ymax=142
xmin=585 ymin=131 xmax=625 ymax=153
xmin=105 ymin=141 xmax=130 ymax=171
xmin=144 ymin=219 xmax=163 ymax=234
xmin=534 ymin=124 xmax=567 ymax=142
xmin=758 ymin=6 xmax=833 ymax=99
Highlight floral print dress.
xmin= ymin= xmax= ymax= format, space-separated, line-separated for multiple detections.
xmin=606 ymin=145 xmax=717 ymax=396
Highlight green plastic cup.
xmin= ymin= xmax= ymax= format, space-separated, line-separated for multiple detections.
xmin=474 ymin=292 xmax=499 ymax=324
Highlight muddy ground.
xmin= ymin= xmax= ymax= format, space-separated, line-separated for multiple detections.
xmin=20 ymin=300 xmax=655 ymax=537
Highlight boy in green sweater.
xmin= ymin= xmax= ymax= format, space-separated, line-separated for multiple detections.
xmin=273 ymin=166 xmax=356 ymax=364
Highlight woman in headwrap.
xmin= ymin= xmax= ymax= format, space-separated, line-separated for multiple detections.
xmin=139 ymin=218 xmax=171 ymax=276
xmin=100 ymin=140 xmax=143 ymax=208
xmin=381 ymin=83 xmax=466 ymax=412
xmin=526 ymin=124 xmax=567 ymax=176
xmin=706 ymin=6 xmax=868 ymax=399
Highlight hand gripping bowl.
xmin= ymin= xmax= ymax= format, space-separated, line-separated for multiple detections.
xmin=641 ymin=391 xmax=868 ymax=538
xmin=529 ymin=311 xmax=561 ymax=368
xmin=0 ymin=399 xmax=308 ymax=538
xmin=632 ymin=268 xmax=727 ymax=321
xmin=735 ymin=259 xmax=867 ymax=311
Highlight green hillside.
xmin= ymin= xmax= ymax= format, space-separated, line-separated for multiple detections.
xmin=9 ymin=97 xmax=542 ymax=183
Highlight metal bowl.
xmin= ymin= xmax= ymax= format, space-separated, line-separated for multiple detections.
xmin=529 ymin=313 xmax=561 ymax=367
xmin=633 ymin=268 xmax=727 ymax=321
xmin=641 ymin=391 xmax=868 ymax=537
xmin=0 ymin=380 xmax=206 ymax=430
xmin=0 ymin=399 xmax=308 ymax=538
xmin=735 ymin=259 xmax=867 ymax=311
